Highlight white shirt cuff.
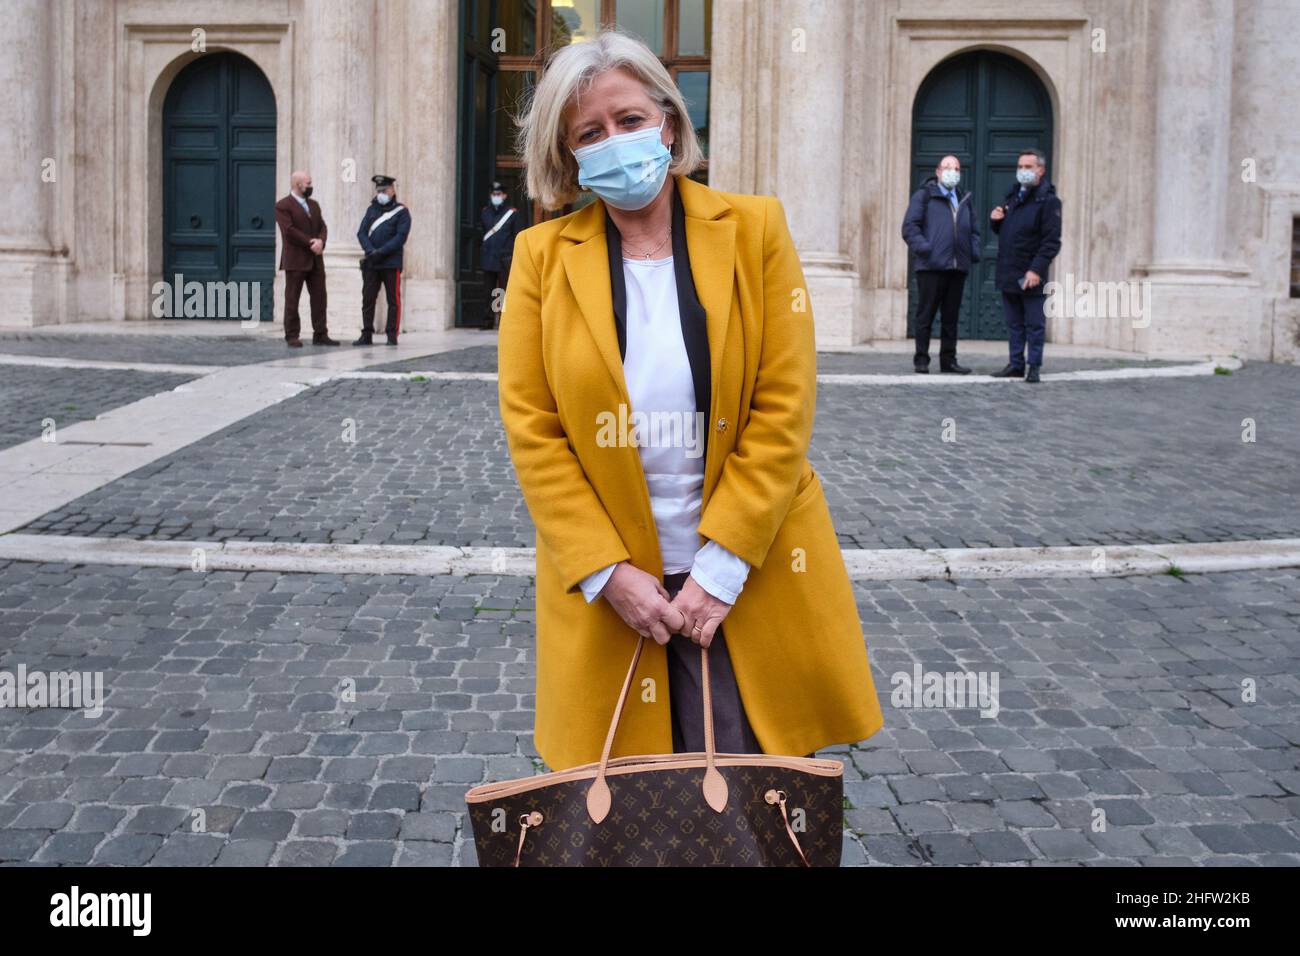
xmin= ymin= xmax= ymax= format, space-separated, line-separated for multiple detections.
xmin=579 ymin=562 xmax=618 ymax=603
xmin=688 ymin=540 xmax=751 ymax=605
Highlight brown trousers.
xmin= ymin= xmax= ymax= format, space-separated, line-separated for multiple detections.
xmin=663 ymin=571 xmax=766 ymax=755
xmin=283 ymin=261 xmax=328 ymax=340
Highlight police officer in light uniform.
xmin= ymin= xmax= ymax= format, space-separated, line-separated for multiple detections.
xmin=479 ymin=181 xmax=519 ymax=330
xmin=354 ymin=174 xmax=412 ymax=346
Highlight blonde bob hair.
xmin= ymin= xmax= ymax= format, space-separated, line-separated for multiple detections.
xmin=518 ymin=29 xmax=705 ymax=210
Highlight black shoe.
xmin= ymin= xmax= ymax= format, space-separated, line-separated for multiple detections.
xmin=914 ymin=365 xmax=929 ymax=374
xmin=991 ymin=364 xmax=1025 ymax=378
xmin=1024 ymin=365 xmax=1041 ymax=383
xmin=286 ymin=338 xmax=303 ymax=348
xmin=313 ymin=335 xmax=340 ymax=346
xmin=352 ymin=334 xmax=373 ymax=346
xmin=385 ymin=338 xmax=398 ymax=346
xmin=940 ymin=362 xmax=972 ymax=375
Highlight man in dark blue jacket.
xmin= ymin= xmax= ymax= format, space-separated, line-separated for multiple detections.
xmin=901 ymin=155 xmax=980 ymax=374
xmin=479 ymin=181 xmax=520 ymax=330
xmin=989 ymin=149 xmax=1062 ymax=383
xmin=354 ymin=174 xmax=412 ymax=346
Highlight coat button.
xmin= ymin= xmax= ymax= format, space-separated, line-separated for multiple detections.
xmin=716 ymin=418 xmax=728 ymax=432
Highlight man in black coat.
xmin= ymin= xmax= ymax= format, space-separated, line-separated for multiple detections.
xmin=989 ymin=149 xmax=1062 ymax=383
xmin=901 ymin=155 xmax=980 ymax=373
xmin=479 ymin=181 xmax=520 ymax=330
xmin=354 ymin=174 xmax=412 ymax=346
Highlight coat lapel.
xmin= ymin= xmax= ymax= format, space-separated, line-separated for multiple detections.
xmin=560 ymin=203 xmax=629 ymax=408
xmin=676 ymin=177 xmax=735 ymax=433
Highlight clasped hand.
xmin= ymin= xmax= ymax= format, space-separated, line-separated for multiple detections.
xmin=600 ymin=562 xmax=732 ymax=648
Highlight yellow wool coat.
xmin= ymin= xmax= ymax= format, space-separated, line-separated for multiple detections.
xmin=498 ymin=174 xmax=885 ymax=772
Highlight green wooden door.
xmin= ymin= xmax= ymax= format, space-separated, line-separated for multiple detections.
xmin=908 ymin=51 xmax=1053 ymax=340
xmin=163 ymin=53 xmax=276 ymax=321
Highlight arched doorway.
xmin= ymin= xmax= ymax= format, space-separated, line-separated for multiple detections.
xmin=162 ymin=53 xmax=276 ymax=321
xmin=908 ymin=50 xmax=1054 ymax=340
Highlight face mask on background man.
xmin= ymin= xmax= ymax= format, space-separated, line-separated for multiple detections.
xmin=490 ymin=195 xmax=504 ymax=207
xmin=940 ymin=169 xmax=960 ymax=188
xmin=376 ymin=192 xmax=392 ymax=205
xmin=1016 ymin=168 xmax=1038 ymax=186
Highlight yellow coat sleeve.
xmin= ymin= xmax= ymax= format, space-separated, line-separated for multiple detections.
xmin=696 ymin=197 xmax=817 ymax=569
xmin=497 ymin=228 xmax=633 ymax=593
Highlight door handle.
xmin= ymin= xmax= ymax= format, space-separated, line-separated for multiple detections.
xmin=190 ymin=215 xmax=201 ymax=228
xmin=251 ymin=215 xmax=263 ymax=229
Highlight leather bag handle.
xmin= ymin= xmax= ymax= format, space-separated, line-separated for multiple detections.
xmin=586 ymin=636 xmax=729 ymax=824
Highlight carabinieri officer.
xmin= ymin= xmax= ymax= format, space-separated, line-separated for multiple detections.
xmin=479 ymin=181 xmax=519 ymax=329
xmin=354 ymin=174 xmax=412 ymax=346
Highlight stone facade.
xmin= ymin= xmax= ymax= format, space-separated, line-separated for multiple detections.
xmin=4 ymin=0 xmax=1297 ymax=361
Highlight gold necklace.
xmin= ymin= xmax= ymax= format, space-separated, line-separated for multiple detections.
xmin=623 ymin=229 xmax=671 ymax=260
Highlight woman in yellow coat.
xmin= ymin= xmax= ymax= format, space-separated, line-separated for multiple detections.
xmin=499 ymin=29 xmax=884 ymax=773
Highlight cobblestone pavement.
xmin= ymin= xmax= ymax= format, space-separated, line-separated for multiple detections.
xmin=367 ymin=345 xmax=500 ymax=374
xmin=364 ymin=344 xmax=1182 ymax=376
xmin=21 ymin=364 xmax=1300 ymax=548
xmin=20 ymin=378 xmax=518 ymax=544
xmin=0 ymin=366 xmax=200 ymax=452
xmin=0 ymin=331 xmax=297 ymax=367
xmin=0 ymin=559 xmax=1295 ymax=866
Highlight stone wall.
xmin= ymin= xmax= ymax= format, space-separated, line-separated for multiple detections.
xmin=3 ymin=0 xmax=457 ymax=333
xmin=4 ymin=0 xmax=1298 ymax=362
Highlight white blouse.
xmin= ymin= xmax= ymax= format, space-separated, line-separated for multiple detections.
xmin=579 ymin=253 xmax=750 ymax=605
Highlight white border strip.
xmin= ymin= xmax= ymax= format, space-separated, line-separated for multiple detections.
xmin=0 ymin=353 xmax=221 ymax=375
xmin=1 ymin=534 xmax=1296 ymax=580
xmin=332 ymin=357 xmax=1243 ymax=386
xmin=817 ymin=357 xmax=1242 ymax=385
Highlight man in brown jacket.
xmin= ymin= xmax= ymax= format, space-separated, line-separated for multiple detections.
xmin=274 ymin=170 xmax=338 ymax=346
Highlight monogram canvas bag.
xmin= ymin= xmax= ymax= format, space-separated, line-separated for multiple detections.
xmin=464 ymin=635 xmax=845 ymax=867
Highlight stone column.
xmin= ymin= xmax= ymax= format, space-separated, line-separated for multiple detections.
xmin=0 ymin=0 xmax=65 ymax=327
xmin=1149 ymin=0 xmax=1234 ymax=269
xmin=766 ymin=0 xmax=861 ymax=347
xmin=394 ymin=0 xmax=459 ymax=331
xmin=1140 ymin=0 xmax=1259 ymax=357
xmin=301 ymin=0 xmax=376 ymax=331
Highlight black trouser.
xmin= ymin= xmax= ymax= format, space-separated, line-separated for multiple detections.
xmin=361 ymin=267 xmax=401 ymax=340
xmin=482 ymin=258 xmax=511 ymax=328
xmin=913 ymin=269 xmax=967 ymax=367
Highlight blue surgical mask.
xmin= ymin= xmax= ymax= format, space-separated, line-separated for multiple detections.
xmin=570 ymin=117 xmax=671 ymax=211
xmin=376 ymin=192 xmax=392 ymax=205
xmin=1016 ymin=169 xmax=1038 ymax=187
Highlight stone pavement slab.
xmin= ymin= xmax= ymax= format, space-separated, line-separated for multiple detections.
xmin=366 ymin=345 xmax=500 ymax=374
xmin=0 ymin=365 xmax=200 ymax=452
xmin=20 ymin=363 xmax=1300 ymax=549
xmin=815 ymin=352 xmax=1184 ymax=375
xmin=0 ymin=331 xmax=294 ymax=367
xmin=363 ymin=344 xmax=1188 ymax=377
xmin=0 ymin=559 xmax=1295 ymax=866
xmin=0 ymin=329 xmax=494 ymax=535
